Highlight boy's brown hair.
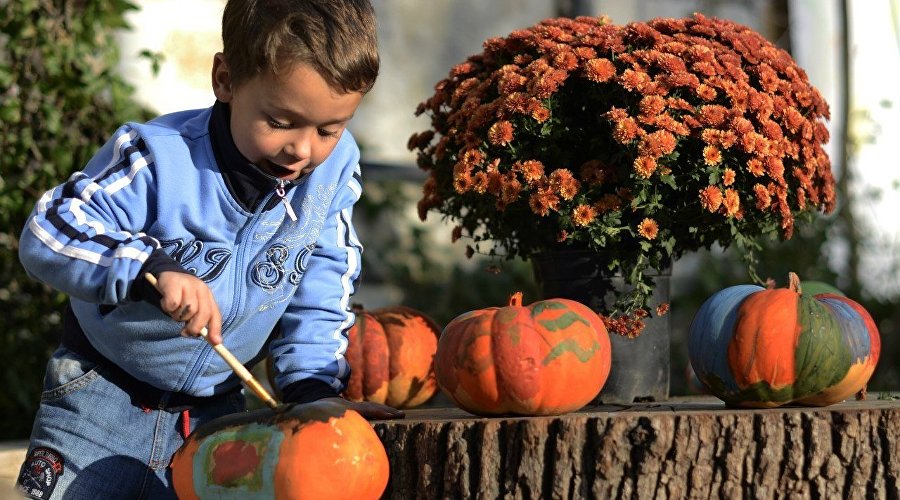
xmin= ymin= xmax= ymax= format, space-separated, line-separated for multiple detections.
xmin=221 ymin=0 xmax=379 ymax=94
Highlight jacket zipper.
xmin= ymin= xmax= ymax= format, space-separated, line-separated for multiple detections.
xmin=179 ymin=187 xmax=284 ymax=394
xmin=276 ymin=179 xmax=297 ymax=221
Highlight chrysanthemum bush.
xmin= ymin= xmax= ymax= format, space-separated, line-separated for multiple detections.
xmin=408 ymin=14 xmax=836 ymax=336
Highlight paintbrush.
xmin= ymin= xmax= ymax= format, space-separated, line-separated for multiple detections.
xmin=143 ymin=273 xmax=280 ymax=410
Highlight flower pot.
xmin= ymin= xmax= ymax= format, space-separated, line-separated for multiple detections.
xmin=531 ymin=248 xmax=670 ymax=404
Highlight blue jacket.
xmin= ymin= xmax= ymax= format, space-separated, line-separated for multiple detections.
xmin=18 ymin=102 xmax=363 ymax=400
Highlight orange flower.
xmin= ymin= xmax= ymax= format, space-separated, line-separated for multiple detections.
xmin=703 ymin=145 xmax=722 ymax=165
xmin=488 ymin=121 xmax=514 ymax=146
xmin=572 ymin=204 xmax=597 ymax=227
xmin=699 ymin=185 xmax=723 ymax=212
xmin=765 ymin=156 xmax=785 ymax=180
xmin=753 ymin=183 xmax=771 ymax=210
xmin=747 ymin=158 xmax=765 ymax=176
xmin=639 ymin=95 xmax=666 ymax=117
xmin=530 ymin=103 xmax=552 ymax=123
xmin=637 ymin=218 xmax=659 ymax=240
xmin=500 ymin=173 xmax=522 ymax=204
xmin=695 ymin=83 xmax=718 ymax=101
xmin=453 ymin=172 xmax=474 ymax=194
xmin=722 ymin=188 xmax=740 ymax=216
xmin=656 ymin=302 xmax=670 ymax=316
xmin=639 ymin=130 xmax=677 ymax=157
xmin=472 ymin=172 xmax=490 ymax=194
xmin=528 ymin=187 xmax=559 ymax=216
xmin=620 ymin=68 xmax=653 ymax=92
xmin=633 ymin=156 xmax=657 ymax=178
xmin=722 ymin=168 xmax=736 ymax=186
xmin=553 ymin=50 xmax=579 ymax=71
xmin=515 ymin=160 xmax=545 ymax=185
xmin=612 ymin=117 xmax=642 ymax=144
xmin=698 ymin=105 xmax=728 ymax=126
xmin=549 ymin=169 xmax=580 ymax=200
xmin=585 ymin=58 xmax=616 ymax=82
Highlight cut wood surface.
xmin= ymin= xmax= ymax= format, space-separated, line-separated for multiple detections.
xmin=373 ymin=397 xmax=900 ymax=499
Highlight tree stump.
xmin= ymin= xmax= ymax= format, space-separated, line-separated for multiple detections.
xmin=373 ymin=397 xmax=900 ymax=499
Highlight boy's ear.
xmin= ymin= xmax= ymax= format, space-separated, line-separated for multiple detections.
xmin=211 ymin=53 xmax=233 ymax=102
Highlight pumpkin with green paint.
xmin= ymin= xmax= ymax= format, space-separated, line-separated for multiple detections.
xmin=170 ymin=399 xmax=389 ymax=499
xmin=688 ymin=272 xmax=881 ymax=408
xmin=434 ymin=292 xmax=611 ymax=416
xmin=343 ymin=305 xmax=440 ymax=408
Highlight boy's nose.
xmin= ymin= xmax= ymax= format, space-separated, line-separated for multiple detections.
xmin=284 ymin=132 xmax=311 ymax=161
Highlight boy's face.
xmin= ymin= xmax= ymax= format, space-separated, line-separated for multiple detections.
xmin=212 ymin=53 xmax=363 ymax=181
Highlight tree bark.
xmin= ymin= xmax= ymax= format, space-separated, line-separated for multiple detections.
xmin=373 ymin=398 xmax=900 ymax=499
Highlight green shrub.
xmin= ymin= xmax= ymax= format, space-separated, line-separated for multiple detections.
xmin=0 ymin=0 xmax=153 ymax=439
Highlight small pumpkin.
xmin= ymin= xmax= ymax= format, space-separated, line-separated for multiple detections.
xmin=171 ymin=399 xmax=389 ymax=500
xmin=434 ymin=292 xmax=611 ymax=416
xmin=688 ymin=272 xmax=881 ymax=408
xmin=343 ymin=304 xmax=440 ymax=408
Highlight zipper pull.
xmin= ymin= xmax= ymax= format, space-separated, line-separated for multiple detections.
xmin=275 ymin=181 xmax=297 ymax=221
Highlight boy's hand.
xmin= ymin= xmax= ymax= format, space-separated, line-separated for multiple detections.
xmin=155 ymin=271 xmax=223 ymax=345
xmin=319 ymin=397 xmax=406 ymax=420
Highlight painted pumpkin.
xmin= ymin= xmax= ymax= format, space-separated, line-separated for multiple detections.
xmin=171 ymin=399 xmax=389 ymax=500
xmin=434 ymin=292 xmax=612 ymax=416
xmin=688 ymin=272 xmax=881 ymax=408
xmin=343 ymin=305 xmax=440 ymax=408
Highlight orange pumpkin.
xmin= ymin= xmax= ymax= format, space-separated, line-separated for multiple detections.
xmin=171 ymin=399 xmax=389 ymax=500
xmin=343 ymin=305 xmax=440 ymax=408
xmin=434 ymin=292 xmax=612 ymax=416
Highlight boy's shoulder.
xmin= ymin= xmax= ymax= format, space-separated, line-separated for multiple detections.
xmin=129 ymin=106 xmax=213 ymax=142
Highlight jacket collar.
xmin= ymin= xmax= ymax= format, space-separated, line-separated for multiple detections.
xmin=208 ymin=100 xmax=300 ymax=212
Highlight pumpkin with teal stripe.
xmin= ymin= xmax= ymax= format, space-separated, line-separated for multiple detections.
xmin=688 ymin=273 xmax=881 ymax=407
xmin=170 ymin=399 xmax=389 ymax=499
xmin=434 ymin=292 xmax=612 ymax=416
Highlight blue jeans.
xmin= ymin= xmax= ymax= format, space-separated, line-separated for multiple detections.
xmin=16 ymin=346 xmax=246 ymax=499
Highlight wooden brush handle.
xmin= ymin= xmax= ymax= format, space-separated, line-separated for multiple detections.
xmin=143 ymin=273 xmax=280 ymax=409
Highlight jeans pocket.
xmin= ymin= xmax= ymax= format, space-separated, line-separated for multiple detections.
xmin=40 ymin=347 xmax=103 ymax=402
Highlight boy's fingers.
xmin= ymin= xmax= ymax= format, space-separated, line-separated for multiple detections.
xmin=206 ymin=308 xmax=223 ymax=345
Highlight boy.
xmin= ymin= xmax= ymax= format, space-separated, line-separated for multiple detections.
xmin=15 ymin=0 xmax=402 ymax=498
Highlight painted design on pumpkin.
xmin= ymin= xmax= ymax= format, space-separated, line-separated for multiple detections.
xmin=543 ymin=338 xmax=603 ymax=365
xmin=688 ymin=273 xmax=881 ymax=407
xmin=434 ymin=292 xmax=612 ymax=416
xmin=171 ymin=400 xmax=390 ymax=500
xmin=194 ymin=425 xmax=282 ymax=497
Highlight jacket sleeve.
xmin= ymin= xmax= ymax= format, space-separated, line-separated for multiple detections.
xmin=270 ymin=164 xmax=364 ymax=403
xmin=18 ymin=124 xmax=164 ymax=305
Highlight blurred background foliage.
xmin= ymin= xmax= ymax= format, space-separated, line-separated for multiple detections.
xmin=1 ymin=0 xmax=897 ymax=442
xmin=0 ymin=0 xmax=155 ymax=440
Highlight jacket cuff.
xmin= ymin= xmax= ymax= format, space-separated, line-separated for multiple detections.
xmin=129 ymin=249 xmax=192 ymax=308
xmin=281 ymin=378 xmax=341 ymax=404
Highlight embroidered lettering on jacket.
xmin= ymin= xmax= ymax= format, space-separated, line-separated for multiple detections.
xmin=253 ymin=244 xmax=314 ymax=311
xmin=159 ymin=239 xmax=232 ymax=282
xmin=252 ymin=183 xmax=336 ymax=311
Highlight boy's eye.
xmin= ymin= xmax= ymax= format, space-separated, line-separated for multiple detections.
xmin=267 ymin=118 xmax=292 ymax=130
xmin=318 ymin=128 xmax=339 ymax=138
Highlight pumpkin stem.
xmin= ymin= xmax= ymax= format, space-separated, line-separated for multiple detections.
xmin=508 ymin=292 xmax=523 ymax=307
xmin=788 ymin=272 xmax=802 ymax=294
